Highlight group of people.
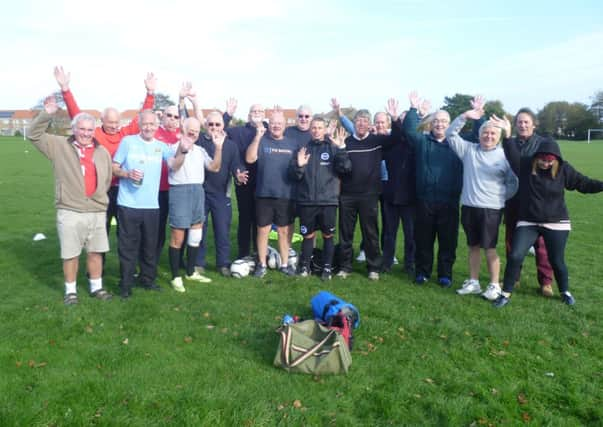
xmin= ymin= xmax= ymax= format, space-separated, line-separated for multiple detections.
xmin=28 ymin=67 xmax=603 ymax=308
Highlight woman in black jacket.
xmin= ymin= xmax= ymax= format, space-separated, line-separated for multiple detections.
xmin=492 ymin=116 xmax=603 ymax=308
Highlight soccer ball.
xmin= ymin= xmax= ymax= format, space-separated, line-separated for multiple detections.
xmin=230 ymin=259 xmax=251 ymax=278
xmin=287 ymin=248 xmax=298 ymax=269
xmin=267 ymin=246 xmax=282 ymax=269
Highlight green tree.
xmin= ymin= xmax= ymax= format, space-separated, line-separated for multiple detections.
xmin=590 ymin=90 xmax=603 ymax=123
xmin=538 ymin=101 xmax=598 ymax=140
xmin=153 ymin=92 xmax=175 ymax=110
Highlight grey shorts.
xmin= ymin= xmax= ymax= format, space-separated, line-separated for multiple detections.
xmin=56 ymin=209 xmax=109 ymax=259
xmin=169 ymin=184 xmax=205 ymax=229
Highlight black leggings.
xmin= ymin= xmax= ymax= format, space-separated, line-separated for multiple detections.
xmin=503 ymin=226 xmax=569 ymax=293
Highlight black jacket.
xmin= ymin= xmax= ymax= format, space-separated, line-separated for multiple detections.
xmin=289 ymin=139 xmax=352 ymax=205
xmin=503 ymin=137 xmax=603 ymax=223
xmin=382 ymin=120 xmax=415 ymax=205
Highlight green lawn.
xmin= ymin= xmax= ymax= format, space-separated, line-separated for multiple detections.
xmin=0 ymin=136 xmax=602 ymax=426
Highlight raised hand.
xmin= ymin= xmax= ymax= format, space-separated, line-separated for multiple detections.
xmin=326 ymin=119 xmax=337 ymax=135
xmin=235 ymin=168 xmax=249 ymax=185
xmin=331 ymin=126 xmax=347 ymax=148
xmin=44 ymin=95 xmax=59 ymax=115
xmin=409 ymin=91 xmax=421 ymax=109
xmin=470 ymin=95 xmax=485 ymax=112
xmin=330 ymin=97 xmax=342 ymax=116
xmin=255 ymin=124 xmax=266 ymax=137
xmin=54 ymin=66 xmax=70 ymax=91
xmin=491 ymin=114 xmax=512 ymax=138
xmin=145 ymin=72 xmax=157 ymax=94
xmin=226 ymin=97 xmax=238 ymax=116
xmin=386 ymin=98 xmax=399 ymax=120
xmin=179 ymin=81 xmax=195 ymax=100
xmin=418 ymin=99 xmax=432 ymax=118
xmin=212 ymin=130 xmax=226 ymax=148
xmin=464 ymin=96 xmax=486 ymax=120
xmin=179 ymin=134 xmax=194 ymax=152
xmin=297 ymin=146 xmax=310 ymax=167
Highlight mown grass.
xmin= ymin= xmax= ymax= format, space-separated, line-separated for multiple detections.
xmin=0 ymin=136 xmax=602 ymax=426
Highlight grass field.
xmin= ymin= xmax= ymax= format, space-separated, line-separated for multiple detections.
xmin=1 ymin=136 xmax=602 ymax=426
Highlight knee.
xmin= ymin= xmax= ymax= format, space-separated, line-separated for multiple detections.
xmin=187 ymin=228 xmax=203 ymax=247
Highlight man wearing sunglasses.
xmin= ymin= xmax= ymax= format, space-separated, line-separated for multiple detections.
xmin=154 ymin=105 xmax=181 ymax=262
xmin=193 ymin=112 xmax=249 ymax=277
xmin=284 ymin=105 xmax=313 ymax=147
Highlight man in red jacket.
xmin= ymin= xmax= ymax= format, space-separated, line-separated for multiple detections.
xmin=54 ymin=66 xmax=156 ymax=236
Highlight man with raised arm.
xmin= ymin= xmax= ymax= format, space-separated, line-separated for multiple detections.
xmin=112 ymin=110 xmax=189 ymax=299
xmin=28 ymin=95 xmax=114 ymax=305
xmin=284 ymin=105 xmax=313 ymax=147
xmin=54 ymin=66 xmax=156 ymax=236
xmin=246 ymin=111 xmax=298 ymax=278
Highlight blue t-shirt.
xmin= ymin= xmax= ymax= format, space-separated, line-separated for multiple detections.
xmin=113 ymin=135 xmax=175 ymax=209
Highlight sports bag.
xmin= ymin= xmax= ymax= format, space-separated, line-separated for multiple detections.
xmin=274 ymin=319 xmax=351 ymax=375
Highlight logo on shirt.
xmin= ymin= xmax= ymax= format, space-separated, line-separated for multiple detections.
xmin=300 ymin=225 xmax=308 ymax=235
xmin=320 ymin=152 xmax=330 ymax=161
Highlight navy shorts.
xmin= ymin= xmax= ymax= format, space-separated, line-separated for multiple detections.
xmin=461 ymin=205 xmax=503 ymax=249
xmin=256 ymin=197 xmax=295 ymax=227
xmin=298 ymin=205 xmax=337 ymax=236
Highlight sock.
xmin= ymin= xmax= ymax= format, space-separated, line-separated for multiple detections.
xmin=169 ymin=246 xmax=181 ymax=279
xmin=301 ymin=238 xmax=314 ymax=267
xmin=323 ymin=237 xmax=335 ymax=269
xmin=65 ymin=281 xmax=77 ymax=295
xmin=186 ymin=245 xmax=200 ymax=276
xmin=89 ymin=277 xmax=103 ymax=293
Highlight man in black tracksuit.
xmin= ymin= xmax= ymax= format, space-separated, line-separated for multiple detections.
xmin=338 ymin=109 xmax=396 ymax=280
xmin=289 ymin=117 xmax=352 ymax=280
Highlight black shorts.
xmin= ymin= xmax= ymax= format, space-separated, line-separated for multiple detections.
xmin=298 ymin=205 xmax=337 ymax=236
xmin=256 ymin=197 xmax=295 ymax=227
xmin=461 ymin=206 xmax=503 ymax=249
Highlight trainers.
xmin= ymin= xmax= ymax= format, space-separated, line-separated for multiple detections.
xmin=186 ymin=271 xmax=212 ymax=283
xmin=368 ymin=271 xmax=379 ymax=281
xmin=493 ymin=294 xmax=510 ymax=308
xmin=219 ymin=266 xmax=231 ymax=277
xmin=254 ymin=264 xmax=267 ymax=278
xmin=298 ymin=265 xmax=310 ymax=277
xmin=142 ymin=283 xmax=162 ymax=291
xmin=482 ymin=283 xmax=502 ymax=301
xmin=415 ymin=274 xmax=429 ymax=285
xmin=456 ymin=279 xmax=481 ymax=295
xmin=321 ymin=268 xmax=332 ymax=281
xmin=194 ymin=266 xmax=206 ymax=275
xmin=336 ymin=270 xmax=349 ymax=279
xmin=393 ymin=256 xmax=399 ymax=265
xmin=356 ymin=250 xmax=366 ymax=262
xmin=438 ymin=277 xmax=452 ymax=288
xmin=170 ymin=277 xmax=186 ymax=293
xmin=561 ymin=291 xmax=575 ymax=305
xmin=279 ymin=265 xmax=296 ymax=276
xmin=541 ymin=284 xmax=554 ymax=297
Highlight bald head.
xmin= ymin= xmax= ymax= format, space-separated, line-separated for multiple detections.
xmin=182 ymin=117 xmax=201 ymax=140
xmin=162 ymin=105 xmax=180 ymax=132
xmin=101 ymin=107 xmax=120 ymax=135
xmin=269 ymin=111 xmax=285 ymax=140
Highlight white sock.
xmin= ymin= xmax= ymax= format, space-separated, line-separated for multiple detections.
xmin=65 ymin=281 xmax=77 ymax=295
xmin=89 ymin=277 xmax=103 ymax=293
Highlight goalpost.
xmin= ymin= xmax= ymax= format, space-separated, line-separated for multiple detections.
xmin=587 ymin=129 xmax=603 ymax=144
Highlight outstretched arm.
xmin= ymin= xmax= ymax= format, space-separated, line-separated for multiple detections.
xmin=27 ymin=95 xmax=59 ymax=158
xmin=120 ymin=72 xmax=157 ymax=136
xmin=245 ymin=126 xmax=265 ymax=164
xmin=54 ymin=66 xmax=81 ymax=118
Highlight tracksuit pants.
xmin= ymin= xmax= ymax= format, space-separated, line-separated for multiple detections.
xmin=197 ymin=192 xmax=233 ymax=269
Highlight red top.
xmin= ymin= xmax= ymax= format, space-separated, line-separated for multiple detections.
xmin=73 ymin=141 xmax=97 ymax=197
xmin=62 ymin=89 xmax=155 ymax=185
xmin=154 ymin=126 xmax=180 ymax=191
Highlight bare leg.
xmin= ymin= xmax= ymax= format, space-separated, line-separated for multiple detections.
xmin=486 ymin=248 xmax=500 ymax=284
xmin=256 ymin=225 xmax=271 ymax=266
xmin=468 ymin=245 xmax=481 ymax=280
xmin=63 ymin=257 xmax=79 ymax=283
xmin=86 ymin=253 xmax=103 ymax=280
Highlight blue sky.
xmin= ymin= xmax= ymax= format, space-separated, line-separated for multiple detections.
xmin=2 ymin=0 xmax=602 ymax=117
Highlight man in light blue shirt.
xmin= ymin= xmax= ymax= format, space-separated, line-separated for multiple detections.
xmin=112 ymin=110 xmax=188 ymax=298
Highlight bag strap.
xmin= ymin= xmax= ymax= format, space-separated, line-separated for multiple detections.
xmin=280 ymin=324 xmax=337 ymax=368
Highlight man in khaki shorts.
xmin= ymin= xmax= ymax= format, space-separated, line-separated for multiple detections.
xmin=28 ymin=95 xmax=114 ymax=305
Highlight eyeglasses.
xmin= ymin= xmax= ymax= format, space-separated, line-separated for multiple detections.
xmin=166 ymin=113 xmax=179 ymax=119
xmin=298 ymin=115 xmax=311 ymax=119
xmin=207 ymin=122 xmax=222 ymax=127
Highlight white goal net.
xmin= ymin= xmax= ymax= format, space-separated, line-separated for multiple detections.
xmin=587 ymin=129 xmax=603 ymax=144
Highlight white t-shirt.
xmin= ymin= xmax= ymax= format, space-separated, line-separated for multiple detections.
xmin=168 ymin=142 xmax=212 ymax=185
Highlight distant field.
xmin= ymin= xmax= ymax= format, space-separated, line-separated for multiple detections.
xmin=1 ymin=136 xmax=602 ymax=426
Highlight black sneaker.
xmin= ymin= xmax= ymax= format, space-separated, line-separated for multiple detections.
xmin=220 ymin=266 xmax=231 ymax=277
xmin=279 ymin=265 xmax=296 ymax=276
xmin=254 ymin=264 xmax=267 ymax=278
xmin=142 ymin=283 xmax=162 ymax=291
xmin=298 ymin=265 xmax=310 ymax=277
xmin=493 ymin=294 xmax=510 ymax=308
xmin=561 ymin=292 xmax=576 ymax=306
xmin=321 ymin=268 xmax=332 ymax=281
xmin=120 ymin=287 xmax=132 ymax=299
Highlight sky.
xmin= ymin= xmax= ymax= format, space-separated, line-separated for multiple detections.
xmin=2 ymin=0 xmax=602 ymax=118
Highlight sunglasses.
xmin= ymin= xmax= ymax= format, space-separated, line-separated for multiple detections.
xmin=207 ymin=122 xmax=222 ymax=127
xmin=298 ymin=115 xmax=311 ymax=119
xmin=166 ymin=113 xmax=179 ymax=119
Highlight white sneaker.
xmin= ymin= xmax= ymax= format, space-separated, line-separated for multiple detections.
xmin=356 ymin=250 xmax=366 ymax=262
xmin=185 ymin=271 xmax=212 ymax=283
xmin=170 ymin=277 xmax=186 ymax=293
xmin=336 ymin=270 xmax=350 ymax=279
xmin=393 ymin=257 xmax=399 ymax=265
xmin=482 ymin=282 xmax=501 ymax=301
xmin=368 ymin=271 xmax=379 ymax=281
xmin=456 ymin=279 xmax=481 ymax=295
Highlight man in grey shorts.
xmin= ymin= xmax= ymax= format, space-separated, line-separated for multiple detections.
xmin=27 ymin=95 xmax=114 ymax=305
xmin=168 ymin=116 xmax=224 ymax=292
